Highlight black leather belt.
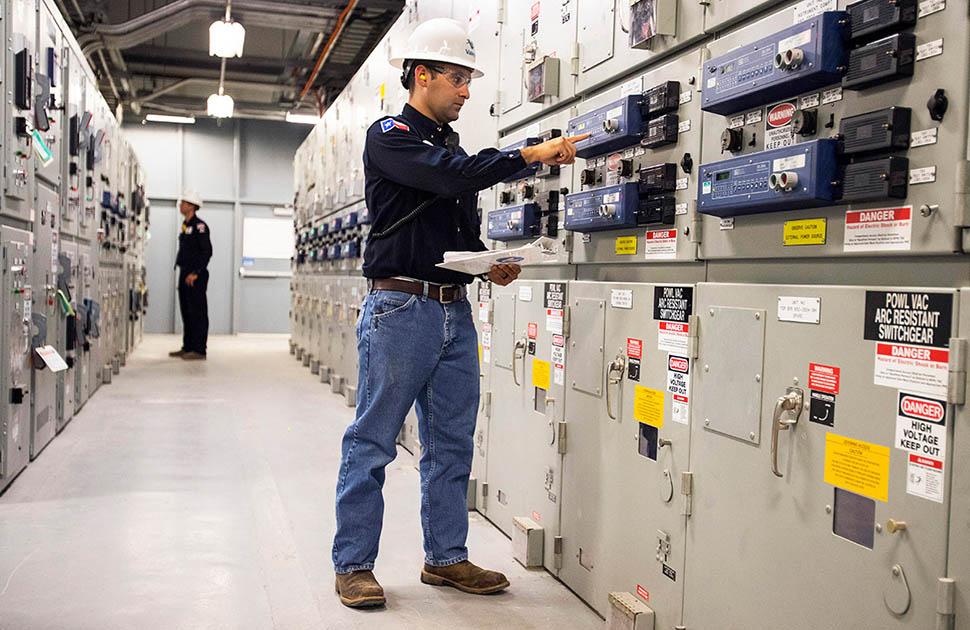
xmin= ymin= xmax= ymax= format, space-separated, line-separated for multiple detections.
xmin=369 ymin=278 xmax=466 ymax=304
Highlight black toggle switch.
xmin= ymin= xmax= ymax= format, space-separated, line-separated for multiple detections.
xmin=927 ymin=89 xmax=948 ymax=122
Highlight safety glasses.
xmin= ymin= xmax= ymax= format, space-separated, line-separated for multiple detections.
xmin=427 ymin=64 xmax=473 ymax=89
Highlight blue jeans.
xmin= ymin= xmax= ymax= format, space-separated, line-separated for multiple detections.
xmin=332 ymin=289 xmax=479 ymax=574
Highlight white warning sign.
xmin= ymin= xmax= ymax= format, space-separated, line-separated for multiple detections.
xmin=666 ymin=355 xmax=690 ymax=425
xmin=874 ymin=343 xmax=949 ymax=398
xmin=843 ymin=206 xmax=912 ymax=252
xmin=908 ymin=453 xmax=944 ymax=503
xmin=895 ymin=392 xmax=947 ymax=459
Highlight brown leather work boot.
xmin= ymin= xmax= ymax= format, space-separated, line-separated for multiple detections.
xmin=181 ymin=352 xmax=206 ymax=361
xmin=335 ymin=570 xmax=386 ymax=608
xmin=420 ymin=560 xmax=509 ymax=595
xmin=168 ymin=349 xmax=186 ymax=357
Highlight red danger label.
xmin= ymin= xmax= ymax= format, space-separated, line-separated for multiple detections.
xmin=910 ymin=453 xmax=943 ymax=470
xmin=899 ymin=394 xmax=945 ymax=423
xmin=668 ymin=356 xmax=689 ymax=373
xmin=627 ymin=338 xmax=642 ymax=360
xmin=767 ymin=102 xmax=796 ymax=128
xmin=636 ymin=584 xmax=650 ymax=602
xmin=528 ymin=322 xmax=538 ymax=339
xmin=646 ymin=229 xmax=676 ymax=240
xmin=877 ymin=343 xmax=948 ymax=363
xmin=808 ymin=363 xmax=840 ymax=394
xmin=846 ymin=207 xmax=912 ymax=224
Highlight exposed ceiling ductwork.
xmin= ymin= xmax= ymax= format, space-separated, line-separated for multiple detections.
xmin=56 ymin=0 xmax=404 ymax=122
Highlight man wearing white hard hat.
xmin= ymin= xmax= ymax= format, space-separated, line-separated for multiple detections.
xmin=331 ymin=18 xmax=589 ymax=608
xmin=170 ymin=190 xmax=211 ymax=360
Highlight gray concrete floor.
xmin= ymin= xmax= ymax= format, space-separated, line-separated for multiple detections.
xmin=0 ymin=334 xmax=602 ymax=630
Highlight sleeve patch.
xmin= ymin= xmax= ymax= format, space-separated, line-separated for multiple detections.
xmin=197 ymin=223 xmax=206 ymax=233
xmin=380 ymin=118 xmax=410 ymax=133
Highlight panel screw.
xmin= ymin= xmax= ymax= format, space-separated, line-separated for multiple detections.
xmin=709 ymin=309 xmax=714 ymax=316
xmin=704 ymin=364 xmax=709 ymax=372
xmin=754 ymin=312 xmax=760 ymax=320
xmin=704 ymin=419 xmax=710 ymax=426
xmin=793 ymin=377 xmax=799 ymax=385
xmin=825 ymin=505 xmax=832 ymax=514
xmin=892 ymin=566 xmax=900 ymax=577
xmin=749 ymin=432 xmax=756 ymax=440
xmin=755 ymin=374 xmax=761 ymax=382
xmin=875 ymin=523 xmax=883 ymax=533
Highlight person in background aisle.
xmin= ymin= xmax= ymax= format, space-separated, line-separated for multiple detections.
xmin=169 ymin=190 xmax=212 ymax=361
xmin=331 ymin=17 xmax=589 ymax=609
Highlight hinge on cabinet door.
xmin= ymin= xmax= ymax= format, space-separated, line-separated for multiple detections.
xmin=687 ymin=314 xmax=700 ymax=360
xmin=937 ymin=578 xmax=955 ymax=630
xmin=557 ymin=421 xmax=567 ymax=454
xmin=484 ymin=391 xmax=492 ymax=417
xmin=570 ymin=42 xmax=580 ymax=76
xmin=954 ymin=161 xmax=970 ymax=228
xmin=681 ymin=471 xmax=693 ymax=517
xmin=948 ymin=338 xmax=967 ymax=405
xmin=553 ymin=536 xmax=563 ymax=570
xmin=688 ymin=208 xmax=702 ymax=244
xmin=481 ymin=482 xmax=489 ymax=510
xmin=492 ymin=90 xmax=501 ymax=117
xmin=497 ymin=0 xmax=505 ymax=23
xmin=562 ymin=306 xmax=571 ymax=337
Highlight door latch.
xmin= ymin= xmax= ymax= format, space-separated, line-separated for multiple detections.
xmin=771 ymin=387 xmax=804 ymax=478
xmin=606 ymin=353 xmax=626 ymax=420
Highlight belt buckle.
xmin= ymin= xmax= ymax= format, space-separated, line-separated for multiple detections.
xmin=440 ymin=285 xmax=458 ymax=304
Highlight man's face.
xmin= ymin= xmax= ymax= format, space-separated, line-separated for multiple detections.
xmin=421 ymin=62 xmax=472 ymax=123
xmin=179 ymin=201 xmax=196 ymax=217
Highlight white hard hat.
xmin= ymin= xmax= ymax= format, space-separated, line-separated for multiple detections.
xmin=179 ymin=189 xmax=203 ymax=208
xmin=389 ymin=18 xmax=484 ymax=79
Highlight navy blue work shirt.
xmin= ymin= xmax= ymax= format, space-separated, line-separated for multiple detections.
xmin=362 ymin=103 xmax=528 ymax=285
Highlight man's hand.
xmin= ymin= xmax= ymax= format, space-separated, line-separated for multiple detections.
xmin=519 ymin=133 xmax=591 ymax=167
xmin=185 ymin=273 xmax=199 ymax=287
xmin=487 ymin=263 xmax=521 ymax=286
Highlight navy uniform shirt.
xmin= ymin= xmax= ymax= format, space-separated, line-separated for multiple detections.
xmin=175 ymin=214 xmax=212 ymax=276
xmin=362 ymin=103 xmax=528 ymax=285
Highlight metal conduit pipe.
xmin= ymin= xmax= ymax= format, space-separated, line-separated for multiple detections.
xmin=79 ymin=0 xmax=338 ymax=56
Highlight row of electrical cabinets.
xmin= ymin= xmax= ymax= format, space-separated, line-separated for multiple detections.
xmin=471 ymin=277 xmax=968 ymax=630
xmin=294 ymin=203 xmax=371 ymax=268
xmin=0 ymin=0 xmax=149 ymax=496
xmin=289 ymin=274 xmax=368 ymax=408
xmin=485 ymin=0 xmax=969 ymax=265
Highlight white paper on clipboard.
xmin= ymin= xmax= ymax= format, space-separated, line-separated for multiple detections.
xmin=436 ymin=237 xmax=559 ymax=276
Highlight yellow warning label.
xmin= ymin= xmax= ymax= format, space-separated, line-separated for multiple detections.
xmin=783 ymin=218 xmax=827 ymax=246
xmin=824 ymin=433 xmax=890 ymax=502
xmin=615 ymin=235 xmax=638 ymax=255
xmin=633 ymin=386 xmax=664 ymax=428
xmin=478 ymin=344 xmax=482 ymax=365
xmin=379 ymin=83 xmax=386 ymax=100
xmin=532 ymin=358 xmax=551 ymax=390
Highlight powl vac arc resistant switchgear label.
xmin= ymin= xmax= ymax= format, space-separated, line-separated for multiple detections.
xmin=864 ymin=291 xmax=952 ymax=398
xmin=654 ymin=286 xmax=693 ymax=353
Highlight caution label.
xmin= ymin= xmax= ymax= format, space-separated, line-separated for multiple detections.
xmin=864 ymin=290 xmax=952 ymax=349
xmin=843 ymin=206 xmax=912 ymax=252
xmin=532 ymin=358 xmax=551 ymax=390
xmin=874 ymin=342 xmax=949 ymax=398
xmin=809 ymin=362 xmax=840 ymax=394
xmin=615 ymin=235 xmax=638 ymax=255
xmin=654 ymin=286 xmax=693 ymax=323
xmin=895 ymin=392 xmax=947 ymax=459
xmin=823 ymin=433 xmax=891 ymax=502
xmin=634 ymin=386 xmax=665 ymax=428
xmin=783 ymin=217 xmax=827 ymax=246
xmin=481 ymin=323 xmax=492 ymax=364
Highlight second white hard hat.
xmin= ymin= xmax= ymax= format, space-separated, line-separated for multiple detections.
xmin=389 ymin=18 xmax=484 ymax=78
xmin=179 ymin=189 xmax=203 ymax=208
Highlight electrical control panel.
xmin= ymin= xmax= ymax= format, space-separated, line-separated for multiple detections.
xmin=698 ymin=1 xmax=966 ymax=259
xmin=565 ymin=183 xmax=641 ymax=232
xmin=568 ymin=50 xmax=703 ymax=264
xmin=701 ymin=12 xmax=849 ymax=115
xmin=4 ymin=0 xmax=39 ymax=217
xmin=0 ymin=227 xmax=32 ymax=492
xmin=568 ymin=95 xmax=646 ymax=159
xmin=489 ymin=112 xmax=573 ymax=262
xmin=698 ymin=139 xmax=842 ymax=217
xmin=488 ymin=203 xmax=541 ymax=241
